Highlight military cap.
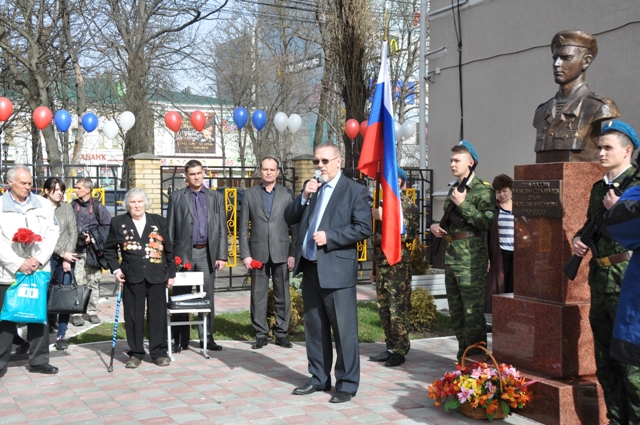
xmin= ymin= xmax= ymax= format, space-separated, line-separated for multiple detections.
xmin=397 ymin=167 xmax=407 ymax=182
xmin=458 ymin=139 xmax=479 ymax=162
xmin=551 ymin=30 xmax=598 ymax=58
xmin=602 ymin=120 xmax=640 ymax=150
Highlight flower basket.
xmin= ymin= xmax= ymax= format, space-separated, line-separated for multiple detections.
xmin=428 ymin=343 xmax=535 ymax=421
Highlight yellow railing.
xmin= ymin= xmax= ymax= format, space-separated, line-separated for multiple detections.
xmin=65 ymin=188 xmax=106 ymax=205
xmin=214 ymin=188 xmax=238 ymax=267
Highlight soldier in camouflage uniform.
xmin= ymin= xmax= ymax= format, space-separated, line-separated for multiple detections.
xmin=572 ymin=120 xmax=640 ymax=425
xmin=430 ymin=140 xmax=495 ymax=361
xmin=369 ymin=168 xmax=419 ymax=367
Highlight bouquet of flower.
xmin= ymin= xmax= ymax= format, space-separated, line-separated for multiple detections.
xmin=428 ymin=343 xmax=535 ymax=420
xmin=248 ymin=259 xmax=263 ymax=269
xmin=12 ymin=228 xmax=43 ymax=258
xmin=174 ymin=256 xmax=192 ymax=271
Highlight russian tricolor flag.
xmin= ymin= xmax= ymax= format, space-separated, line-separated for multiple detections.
xmin=358 ymin=40 xmax=403 ymax=266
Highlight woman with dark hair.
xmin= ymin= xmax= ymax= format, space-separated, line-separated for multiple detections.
xmin=486 ymin=174 xmax=514 ymax=312
xmin=42 ymin=177 xmax=78 ymax=349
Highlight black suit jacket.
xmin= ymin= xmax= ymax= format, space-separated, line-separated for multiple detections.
xmin=284 ymin=173 xmax=371 ymax=289
xmin=104 ymin=213 xmax=176 ymax=284
xmin=166 ymin=187 xmax=228 ymax=264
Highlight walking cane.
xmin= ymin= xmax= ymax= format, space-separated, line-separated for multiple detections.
xmin=107 ymin=281 xmax=123 ymax=372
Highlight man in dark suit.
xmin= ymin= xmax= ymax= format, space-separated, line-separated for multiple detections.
xmin=166 ymin=160 xmax=228 ymax=352
xmin=240 ymin=157 xmax=297 ymax=349
xmin=103 ymin=188 xmax=175 ymax=368
xmin=284 ymin=143 xmax=371 ymax=403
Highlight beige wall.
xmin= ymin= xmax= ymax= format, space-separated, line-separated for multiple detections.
xmin=427 ymin=0 xmax=640 ymax=217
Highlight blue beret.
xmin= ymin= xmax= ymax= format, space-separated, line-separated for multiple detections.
xmin=397 ymin=167 xmax=407 ymax=182
xmin=459 ymin=139 xmax=479 ymax=162
xmin=602 ymin=120 xmax=640 ymax=150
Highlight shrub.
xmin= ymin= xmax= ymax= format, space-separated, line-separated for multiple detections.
xmin=410 ymin=238 xmax=431 ymax=275
xmin=266 ymin=285 xmax=304 ymax=336
xmin=410 ymin=287 xmax=438 ymax=331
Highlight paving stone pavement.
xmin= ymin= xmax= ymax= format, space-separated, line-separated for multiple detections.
xmin=3 ymin=279 xmax=541 ymax=425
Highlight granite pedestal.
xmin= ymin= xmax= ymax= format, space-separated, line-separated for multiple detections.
xmin=492 ymin=162 xmax=608 ymax=425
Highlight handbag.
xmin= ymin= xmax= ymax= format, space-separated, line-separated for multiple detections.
xmin=0 ymin=271 xmax=50 ymax=324
xmin=47 ymin=271 xmax=92 ymax=314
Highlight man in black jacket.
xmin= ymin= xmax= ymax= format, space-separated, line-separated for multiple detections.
xmin=167 ymin=160 xmax=228 ymax=352
xmin=71 ymin=178 xmax=111 ymax=326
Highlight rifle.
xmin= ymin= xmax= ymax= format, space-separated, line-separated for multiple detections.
xmin=563 ymin=162 xmax=640 ymax=280
xmin=432 ymin=161 xmax=478 ymax=255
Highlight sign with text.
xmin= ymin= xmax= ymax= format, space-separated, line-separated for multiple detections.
xmin=175 ymin=112 xmax=216 ymax=154
xmin=512 ymin=180 xmax=563 ymax=217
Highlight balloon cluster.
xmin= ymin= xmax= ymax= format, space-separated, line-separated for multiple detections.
xmin=228 ymin=107 xmax=301 ymax=134
xmin=343 ymin=118 xmax=415 ymax=141
xmin=0 ymin=97 xmax=135 ymax=140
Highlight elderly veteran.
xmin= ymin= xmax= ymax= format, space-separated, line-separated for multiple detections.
xmin=574 ymin=120 xmax=640 ymax=425
xmin=103 ymin=188 xmax=175 ymax=369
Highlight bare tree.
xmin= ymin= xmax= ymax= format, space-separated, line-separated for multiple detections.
xmin=85 ymin=0 xmax=229 ymax=160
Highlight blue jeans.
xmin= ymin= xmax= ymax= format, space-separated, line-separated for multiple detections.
xmin=49 ymin=257 xmax=75 ymax=339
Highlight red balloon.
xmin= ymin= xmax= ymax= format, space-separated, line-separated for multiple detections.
xmin=190 ymin=110 xmax=206 ymax=132
xmin=345 ymin=119 xmax=360 ymax=139
xmin=0 ymin=97 xmax=13 ymax=122
xmin=165 ymin=111 xmax=182 ymax=132
xmin=33 ymin=106 xmax=52 ymax=130
xmin=360 ymin=120 xmax=368 ymax=137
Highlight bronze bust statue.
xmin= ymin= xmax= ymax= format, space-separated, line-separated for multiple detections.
xmin=533 ymin=30 xmax=620 ymax=163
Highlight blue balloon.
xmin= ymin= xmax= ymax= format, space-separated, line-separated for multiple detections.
xmin=54 ymin=110 xmax=72 ymax=132
xmin=233 ymin=107 xmax=249 ymax=130
xmin=81 ymin=112 xmax=98 ymax=132
xmin=251 ymin=110 xmax=267 ymax=131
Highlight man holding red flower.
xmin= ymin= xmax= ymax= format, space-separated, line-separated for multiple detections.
xmin=0 ymin=166 xmax=59 ymax=376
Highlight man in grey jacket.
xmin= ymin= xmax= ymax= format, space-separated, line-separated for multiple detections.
xmin=239 ymin=157 xmax=297 ymax=349
xmin=0 ymin=166 xmax=59 ymax=376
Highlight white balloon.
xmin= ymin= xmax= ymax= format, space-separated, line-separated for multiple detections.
xmin=288 ymin=114 xmax=302 ymax=134
xmin=394 ymin=121 xmax=402 ymax=140
xmin=118 ymin=111 xmax=135 ymax=132
xmin=274 ymin=112 xmax=289 ymax=133
xmin=102 ymin=120 xmax=119 ymax=140
xmin=401 ymin=121 xmax=415 ymax=140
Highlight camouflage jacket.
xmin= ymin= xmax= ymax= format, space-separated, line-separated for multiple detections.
xmin=575 ymin=165 xmax=640 ymax=293
xmin=443 ymin=175 xmax=495 ymax=265
xmin=373 ymin=192 xmax=419 ymax=267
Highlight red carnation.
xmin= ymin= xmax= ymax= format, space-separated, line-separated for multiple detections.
xmin=12 ymin=228 xmax=43 ymax=258
xmin=184 ymin=262 xmax=192 ymax=271
xmin=249 ymin=260 xmax=263 ymax=269
xmin=175 ymin=256 xmax=182 ymax=266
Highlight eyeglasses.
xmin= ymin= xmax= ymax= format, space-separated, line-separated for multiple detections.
xmin=312 ymin=156 xmax=339 ymax=166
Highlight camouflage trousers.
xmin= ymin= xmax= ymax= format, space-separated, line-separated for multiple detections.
xmin=376 ymin=260 xmax=412 ymax=356
xmin=444 ymin=262 xmax=487 ymax=361
xmin=589 ymin=288 xmax=640 ymax=425
xmin=73 ymin=253 xmax=103 ymax=316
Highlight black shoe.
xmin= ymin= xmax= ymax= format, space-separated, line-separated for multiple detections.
xmin=29 ymin=363 xmax=59 ymax=374
xmin=369 ymin=350 xmax=391 ymax=362
xmin=292 ymin=382 xmax=331 ymax=395
xmin=0 ymin=368 xmax=6 ymax=378
xmin=274 ymin=336 xmax=292 ymax=348
xmin=252 ymin=337 xmax=268 ymax=349
xmin=384 ymin=352 xmax=406 ymax=367
xmin=171 ymin=342 xmax=183 ymax=353
xmin=329 ymin=391 xmax=356 ymax=403
xmin=55 ymin=338 xmax=69 ymax=351
xmin=199 ymin=338 xmax=222 ymax=351
xmin=15 ymin=342 xmax=30 ymax=355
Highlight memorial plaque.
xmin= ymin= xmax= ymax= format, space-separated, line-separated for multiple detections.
xmin=512 ymin=180 xmax=563 ymax=217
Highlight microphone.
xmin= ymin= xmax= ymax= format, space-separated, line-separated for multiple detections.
xmin=306 ymin=170 xmax=322 ymax=205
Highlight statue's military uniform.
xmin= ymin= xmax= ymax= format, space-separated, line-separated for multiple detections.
xmin=373 ymin=192 xmax=419 ymax=356
xmin=443 ymin=176 xmax=495 ymax=360
xmin=575 ymin=166 xmax=640 ymax=425
xmin=533 ymin=84 xmax=619 ymax=162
